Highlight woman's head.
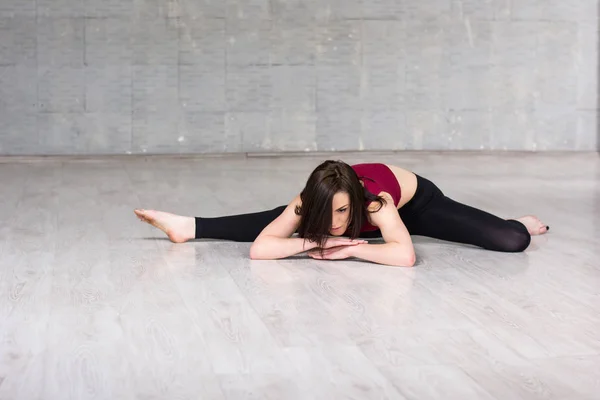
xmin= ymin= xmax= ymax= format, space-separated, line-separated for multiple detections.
xmin=294 ymin=160 xmax=386 ymax=249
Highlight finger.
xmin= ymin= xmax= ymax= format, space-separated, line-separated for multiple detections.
xmin=337 ymin=239 xmax=365 ymax=244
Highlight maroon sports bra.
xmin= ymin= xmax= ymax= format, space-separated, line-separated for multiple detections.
xmin=350 ymin=163 xmax=402 ymax=232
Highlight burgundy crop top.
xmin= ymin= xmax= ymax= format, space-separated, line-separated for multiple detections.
xmin=351 ymin=163 xmax=402 ymax=232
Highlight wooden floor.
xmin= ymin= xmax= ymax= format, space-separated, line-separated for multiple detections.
xmin=0 ymin=152 xmax=599 ymax=400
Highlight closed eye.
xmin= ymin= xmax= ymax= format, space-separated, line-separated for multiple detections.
xmin=337 ymin=208 xmax=347 ymax=213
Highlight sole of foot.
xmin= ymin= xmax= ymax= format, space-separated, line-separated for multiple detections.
xmin=134 ymin=209 xmax=194 ymax=243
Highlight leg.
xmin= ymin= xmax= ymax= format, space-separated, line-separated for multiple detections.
xmin=402 ymin=175 xmax=545 ymax=252
xmin=134 ymin=206 xmax=286 ymax=243
xmin=195 ymin=205 xmax=286 ymax=242
xmin=411 ymin=195 xmax=532 ymax=252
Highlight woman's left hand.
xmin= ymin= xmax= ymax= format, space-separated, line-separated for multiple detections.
xmin=308 ymin=245 xmax=355 ymax=260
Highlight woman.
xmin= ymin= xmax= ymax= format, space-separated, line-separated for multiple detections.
xmin=134 ymin=160 xmax=549 ymax=267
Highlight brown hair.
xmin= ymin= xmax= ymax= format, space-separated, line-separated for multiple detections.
xmin=294 ymin=160 xmax=387 ymax=250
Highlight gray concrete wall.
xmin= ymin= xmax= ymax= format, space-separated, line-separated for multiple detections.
xmin=0 ymin=0 xmax=598 ymax=155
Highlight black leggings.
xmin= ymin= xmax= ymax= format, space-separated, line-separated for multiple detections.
xmin=195 ymin=174 xmax=531 ymax=252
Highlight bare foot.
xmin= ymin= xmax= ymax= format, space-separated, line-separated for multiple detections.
xmin=515 ymin=215 xmax=549 ymax=236
xmin=134 ymin=209 xmax=195 ymax=243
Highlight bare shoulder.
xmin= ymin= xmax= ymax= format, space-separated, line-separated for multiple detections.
xmin=367 ymin=191 xmax=394 ymax=213
xmin=279 ymin=193 xmax=303 ymax=222
xmin=366 ymin=191 xmax=414 ymax=247
xmin=255 ymin=194 xmax=302 ymax=240
xmin=366 ymin=191 xmax=410 ymax=236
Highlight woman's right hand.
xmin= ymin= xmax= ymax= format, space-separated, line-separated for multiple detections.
xmin=321 ymin=237 xmax=368 ymax=249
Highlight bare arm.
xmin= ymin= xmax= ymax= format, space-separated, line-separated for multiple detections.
xmin=348 ymin=193 xmax=416 ymax=267
xmin=249 ymin=195 xmax=316 ymax=260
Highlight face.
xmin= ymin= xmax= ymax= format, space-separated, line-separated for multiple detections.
xmin=330 ymin=191 xmax=350 ymax=235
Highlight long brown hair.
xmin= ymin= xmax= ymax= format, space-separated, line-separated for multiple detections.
xmin=294 ymin=160 xmax=387 ymax=250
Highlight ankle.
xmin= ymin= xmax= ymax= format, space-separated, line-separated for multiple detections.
xmin=193 ymin=217 xmax=202 ymax=239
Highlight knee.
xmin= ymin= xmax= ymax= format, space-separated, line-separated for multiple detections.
xmin=496 ymin=228 xmax=531 ymax=252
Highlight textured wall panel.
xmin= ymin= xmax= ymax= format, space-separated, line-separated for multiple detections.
xmin=226 ymin=66 xmax=272 ymax=111
xmin=316 ymin=21 xmax=361 ymax=67
xmin=178 ymin=0 xmax=225 ymax=19
xmin=405 ymin=0 xmax=452 ymax=19
xmin=85 ymin=66 xmax=132 ymax=113
xmin=512 ymin=1 xmax=597 ymax=22
xmin=271 ymin=0 xmax=319 ymax=21
xmin=490 ymin=21 xmax=538 ymax=67
xmin=84 ymin=113 xmax=132 ymax=153
xmin=131 ymin=0 xmax=182 ymax=19
xmin=577 ymin=22 xmax=598 ymax=110
xmin=450 ymin=0 xmax=511 ymax=20
xmin=317 ymin=66 xmax=361 ymax=112
xmin=446 ymin=19 xmax=493 ymax=69
xmin=132 ymin=18 xmax=179 ymax=65
xmin=226 ymin=20 xmax=272 ymax=67
xmin=362 ymin=21 xmax=405 ymax=111
xmin=84 ymin=0 xmax=134 ymax=18
xmin=0 ymin=0 xmax=36 ymax=17
xmin=534 ymin=107 xmax=579 ymax=150
xmin=360 ymin=110 xmax=406 ymax=150
xmin=37 ymin=17 xmax=84 ymax=67
xmin=268 ymin=109 xmax=317 ymax=151
xmin=226 ymin=0 xmax=271 ymax=20
xmin=85 ymin=18 xmax=133 ymax=66
xmin=490 ymin=111 xmax=537 ymax=150
xmin=362 ymin=0 xmax=404 ymax=20
xmin=132 ymin=65 xmax=178 ymax=114
xmin=406 ymin=110 xmax=450 ymax=150
xmin=178 ymin=17 xmax=225 ymax=66
xmin=316 ymin=111 xmax=362 ymax=151
xmin=0 ymin=66 xmax=37 ymax=111
xmin=0 ymin=17 xmax=37 ymax=65
xmin=38 ymin=112 xmax=131 ymax=154
xmin=179 ymin=112 xmax=232 ymax=152
xmin=270 ymin=66 xmax=316 ymax=111
xmin=536 ymin=22 xmax=579 ymax=107
xmin=38 ymin=67 xmax=85 ymax=113
xmin=132 ymin=110 xmax=180 ymax=153
xmin=179 ymin=65 xmax=225 ymax=112
xmin=0 ymin=111 xmax=37 ymax=154
xmin=0 ymin=0 xmax=597 ymax=154
xmin=227 ymin=112 xmax=270 ymax=151
xmin=270 ymin=21 xmax=317 ymax=65
xmin=577 ymin=111 xmax=599 ymax=150
xmin=316 ymin=0 xmax=362 ymax=21
xmin=37 ymin=0 xmax=84 ymax=18
xmin=446 ymin=111 xmax=493 ymax=150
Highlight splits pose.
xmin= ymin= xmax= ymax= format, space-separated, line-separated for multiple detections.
xmin=134 ymin=160 xmax=548 ymax=267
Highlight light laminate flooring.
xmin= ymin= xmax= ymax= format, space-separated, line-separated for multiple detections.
xmin=0 ymin=152 xmax=599 ymax=400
